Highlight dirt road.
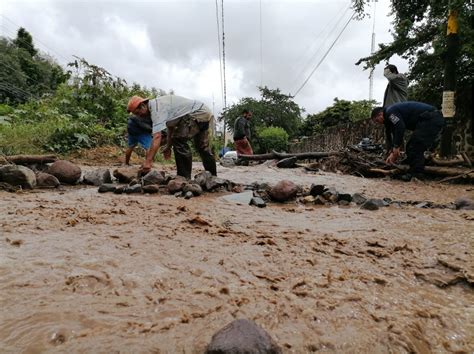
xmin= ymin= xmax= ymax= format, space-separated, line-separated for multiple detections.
xmin=1 ymin=164 xmax=473 ymax=353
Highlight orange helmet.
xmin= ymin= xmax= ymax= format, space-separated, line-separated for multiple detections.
xmin=127 ymin=96 xmax=149 ymax=113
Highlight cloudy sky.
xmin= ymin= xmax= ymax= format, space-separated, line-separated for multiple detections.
xmin=1 ymin=0 xmax=408 ymax=117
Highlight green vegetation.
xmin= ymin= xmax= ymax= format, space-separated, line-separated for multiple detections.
xmin=258 ymin=126 xmax=289 ymax=153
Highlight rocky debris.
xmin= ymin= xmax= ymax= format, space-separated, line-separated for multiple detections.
xmin=98 ymin=184 xmax=117 ymax=193
xmin=338 ymin=200 xmax=350 ymax=206
xmin=47 ymin=160 xmax=81 ymax=184
xmin=269 ymin=180 xmax=299 ymax=202
xmin=352 ymin=193 xmax=367 ymax=205
xmin=454 ymin=197 xmax=474 ymax=210
xmin=128 ymin=178 xmax=139 ymax=186
xmin=338 ymin=193 xmax=352 ymax=203
xmin=276 ymin=156 xmax=297 ymax=168
xmin=168 ymin=178 xmax=187 ymax=194
xmin=205 ymin=319 xmax=281 ymax=354
xmin=112 ymin=166 xmax=140 ymax=183
xmin=0 ymin=165 xmax=36 ymax=189
xmin=83 ymin=168 xmax=111 ymax=186
xmin=184 ymin=191 xmax=194 ymax=199
xmin=142 ymin=170 xmax=166 ymax=186
xmin=220 ymin=157 xmax=236 ymax=167
xmin=309 ymin=184 xmax=325 ymax=196
xmin=183 ymin=182 xmax=203 ymax=196
xmin=314 ymin=195 xmax=327 ymax=205
xmin=302 ymin=195 xmax=316 ymax=204
xmin=0 ymin=181 xmax=20 ymax=192
xmin=360 ymin=199 xmax=380 ymax=211
xmin=250 ymin=196 xmax=267 ymax=208
xmin=125 ymin=184 xmax=142 ymax=194
xmin=206 ymin=176 xmax=230 ymax=191
xmin=322 ymin=187 xmax=339 ymax=203
xmin=114 ymin=186 xmax=126 ymax=194
xmin=142 ymin=185 xmax=160 ymax=194
xmin=194 ymin=171 xmax=213 ymax=188
xmin=36 ymin=172 xmax=60 ymax=188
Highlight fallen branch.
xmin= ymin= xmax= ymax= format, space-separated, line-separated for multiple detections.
xmin=4 ymin=154 xmax=58 ymax=165
xmin=437 ymin=170 xmax=474 ymax=184
xmin=369 ymin=164 xmax=474 ymax=178
xmin=238 ymin=150 xmax=339 ymax=161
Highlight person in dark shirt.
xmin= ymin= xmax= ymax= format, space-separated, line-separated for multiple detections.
xmin=371 ymin=101 xmax=445 ymax=180
xmin=124 ymin=115 xmax=153 ymax=165
xmin=233 ymin=109 xmax=253 ymax=155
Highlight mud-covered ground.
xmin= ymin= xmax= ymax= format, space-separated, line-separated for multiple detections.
xmin=1 ymin=163 xmax=473 ymax=353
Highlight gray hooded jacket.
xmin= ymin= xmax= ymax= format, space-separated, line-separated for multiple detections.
xmin=383 ymin=70 xmax=408 ymax=107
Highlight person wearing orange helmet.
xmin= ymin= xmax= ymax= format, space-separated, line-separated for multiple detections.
xmin=127 ymin=94 xmax=217 ymax=179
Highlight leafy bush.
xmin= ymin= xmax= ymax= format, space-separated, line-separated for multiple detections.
xmin=257 ymin=126 xmax=289 ymax=153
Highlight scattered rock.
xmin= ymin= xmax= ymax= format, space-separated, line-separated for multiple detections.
xmin=128 ymin=178 xmax=139 ymax=186
xmin=47 ymin=160 xmax=81 ymax=184
xmin=337 ymin=193 xmax=352 ymax=203
xmin=309 ymin=184 xmax=325 ymax=196
xmin=205 ymin=319 xmax=282 ymax=354
xmin=352 ymin=193 xmax=367 ymax=205
xmin=454 ymin=197 xmax=474 ymax=210
xmin=314 ymin=195 xmax=327 ymax=205
xmin=338 ymin=200 xmax=350 ymax=206
xmin=83 ymin=168 xmax=111 ymax=186
xmin=360 ymin=199 xmax=380 ymax=211
xmin=0 ymin=165 xmax=36 ymax=189
xmin=142 ymin=185 xmax=160 ymax=194
xmin=250 ymin=196 xmax=267 ymax=208
xmin=183 ymin=182 xmax=203 ymax=196
xmin=168 ymin=178 xmax=186 ymax=194
xmin=194 ymin=171 xmax=213 ymax=188
xmin=142 ymin=170 xmax=166 ymax=186
xmin=184 ymin=191 xmax=194 ymax=199
xmin=206 ymin=177 xmax=228 ymax=191
xmin=220 ymin=157 xmax=236 ymax=167
xmin=98 ymin=183 xmax=117 ymax=193
xmin=276 ymin=156 xmax=297 ymax=168
xmin=0 ymin=182 xmax=20 ymax=192
xmin=269 ymin=180 xmax=298 ymax=202
xmin=125 ymin=184 xmax=142 ymax=194
xmin=322 ymin=187 xmax=339 ymax=202
xmin=113 ymin=186 xmax=126 ymax=194
xmin=371 ymin=199 xmax=388 ymax=207
xmin=36 ymin=172 xmax=60 ymax=188
xmin=302 ymin=195 xmax=316 ymax=204
xmin=112 ymin=166 xmax=140 ymax=183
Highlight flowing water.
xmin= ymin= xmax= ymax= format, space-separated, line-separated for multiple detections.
xmin=1 ymin=165 xmax=473 ymax=353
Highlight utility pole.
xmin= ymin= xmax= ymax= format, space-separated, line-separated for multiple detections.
xmin=440 ymin=7 xmax=459 ymax=157
xmin=368 ymin=0 xmax=377 ymax=101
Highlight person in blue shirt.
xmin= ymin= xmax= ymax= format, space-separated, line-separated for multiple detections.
xmin=371 ymin=101 xmax=445 ymax=180
xmin=124 ymin=114 xmax=153 ymax=165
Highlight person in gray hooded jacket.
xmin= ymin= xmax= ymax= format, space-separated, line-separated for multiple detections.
xmin=383 ymin=64 xmax=408 ymax=107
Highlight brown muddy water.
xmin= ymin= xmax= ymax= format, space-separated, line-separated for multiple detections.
xmin=1 ymin=164 xmax=473 ymax=353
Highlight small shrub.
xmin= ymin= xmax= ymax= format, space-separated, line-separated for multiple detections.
xmin=257 ymin=126 xmax=289 ymax=153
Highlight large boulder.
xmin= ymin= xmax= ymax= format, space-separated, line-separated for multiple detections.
xmin=36 ymin=172 xmax=60 ymax=188
xmin=113 ymin=166 xmax=140 ymax=183
xmin=269 ymin=180 xmax=298 ymax=202
xmin=83 ymin=168 xmax=111 ymax=186
xmin=205 ymin=319 xmax=281 ymax=354
xmin=142 ymin=170 xmax=166 ymax=186
xmin=0 ymin=165 xmax=36 ymax=189
xmin=47 ymin=160 xmax=81 ymax=184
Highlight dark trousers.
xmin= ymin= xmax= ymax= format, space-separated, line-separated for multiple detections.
xmin=405 ymin=111 xmax=445 ymax=173
xmin=173 ymin=121 xmax=217 ymax=179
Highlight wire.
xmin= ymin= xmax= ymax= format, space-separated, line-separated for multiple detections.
xmin=215 ymin=0 xmax=224 ymax=108
xmin=0 ymin=82 xmax=37 ymax=100
xmin=294 ymin=12 xmax=355 ymax=97
xmin=290 ymin=2 xmax=351 ymax=93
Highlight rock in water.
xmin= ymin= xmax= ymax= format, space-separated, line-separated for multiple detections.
xmin=183 ymin=183 xmax=203 ymax=196
xmin=269 ymin=180 xmax=298 ymax=202
xmin=454 ymin=197 xmax=474 ymax=210
xmin=98 ymin=183 xmax=117 ymax=193
xmin=250 ymin=196 xmax=267 ymax=208
xmin=142 ymin=170 xmax=166 ymax=186
xmin=360 ymin=199 xmax=380 ymax=211
xmin=83 ymin=168 xmax=111 ymax=186
xmin=206 ymin=319 xmax=281 ymax=354
xmin=112 ymin=166 xmax=140 ymax=183
xmin=47 ymin=160 xmax=81 ymax=184
xmin=36 ymin=172 xmax=60 ymax=188
xmin=0 ymin=165 xmax=36 ymax=189
xmin=276 ymin=156 xmax=297 ymax=168
xmin=142 ymin=185 xmax=160 ymax=194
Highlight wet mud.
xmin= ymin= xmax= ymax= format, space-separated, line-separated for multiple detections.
xmin=1 ymin=164 xmax=473 ymax=353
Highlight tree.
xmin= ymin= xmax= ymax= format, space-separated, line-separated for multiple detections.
xmin=221 ymin=86 xmax=303 ymax=140
xmin=13 ymin=27 xmax=37 ymax=57
xmin=299 ymin=98 xmax=375 ymax=136
xmin=353 ymin=0 xmax=473 ymax=123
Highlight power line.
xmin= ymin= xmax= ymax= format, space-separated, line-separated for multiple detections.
xmin=0 ymin=82 xmax=38 ymax=100
xmin=294 ymin=12 xmax=355 ymax=97
xmin=215 ymin=0 xmax=224 ymax=108
xmin=290 ymin=2 xmax=351 ymax=93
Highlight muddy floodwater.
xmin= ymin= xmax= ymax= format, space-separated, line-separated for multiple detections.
xmin=1 ymin=164 xmax=473 ymax=353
